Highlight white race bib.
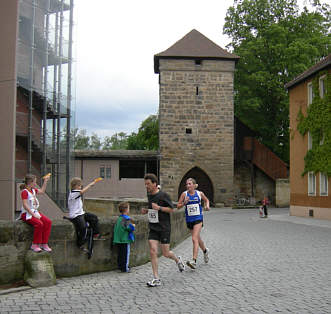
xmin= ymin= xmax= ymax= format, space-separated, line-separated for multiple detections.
xmin=187 ymin=204 xmax=200 ymax=216
xmin=148 ymin=209 xmax=159 ymax=223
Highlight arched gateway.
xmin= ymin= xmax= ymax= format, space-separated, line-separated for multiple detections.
xmin=178 ymin=167 xmax=214 ymax=204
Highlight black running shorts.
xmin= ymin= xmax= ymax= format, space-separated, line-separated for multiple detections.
xmin=148 ymin=228 xmax=171 ymax=244
xmin=186 ymin=220 xmax=203 ymax=230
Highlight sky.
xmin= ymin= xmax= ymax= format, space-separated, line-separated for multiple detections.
xmin=74 ymin=0 xmax=235 ymax=139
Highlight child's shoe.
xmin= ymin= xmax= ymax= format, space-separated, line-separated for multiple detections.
xmin=40 ymin=244 xmax=52 ymax=252
xmin=93 ymin=234 xmax=106 ymax=240
xmin=31 ymin=244 xmax=42 ymax=253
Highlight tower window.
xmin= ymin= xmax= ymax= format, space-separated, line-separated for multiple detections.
xmin=186 ymin=128 xmax=192 ymax=134
xmin=196 ymin=86 xmax=199 ymax=96
xmin=195 ymin=60 xmax=201 ymax=65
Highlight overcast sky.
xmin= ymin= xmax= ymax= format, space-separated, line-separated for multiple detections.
xmin=74 ymin=0 xmax=235 ymax=139
xmin=74 ymin=0 xmax=309 ymax=139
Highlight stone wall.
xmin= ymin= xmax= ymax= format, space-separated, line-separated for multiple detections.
xmin=0 ymin=207 xmax=189 ymax=285
xmin=158 ymin=59 xmax=235 ymax=205
xmin=233 ymin=161 xmax=276 ymax=205
xmin=276 ymin=179 xmax=290 ymax=208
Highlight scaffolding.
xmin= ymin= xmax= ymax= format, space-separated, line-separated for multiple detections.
xmin=16 ymin=0 xmax=75 ymax=209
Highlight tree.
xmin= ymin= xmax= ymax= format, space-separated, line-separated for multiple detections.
xmin=89 ymin=132 xmax=102 ymax=150
xmin=223 ymin=0 xmax=331 ymax=162
xmin=127 ymin=115 xmax=159 ymax=150
xmin=102 ymin=132 xmax=128 ymax=150
xmin=73 ymin=128 xmax=90 ymax=150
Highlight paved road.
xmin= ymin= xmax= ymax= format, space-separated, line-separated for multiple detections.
xmin=1 ymin=208 xmax=331 ymax=313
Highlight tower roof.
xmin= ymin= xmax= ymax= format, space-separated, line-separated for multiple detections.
xmin=154 ymin=29 xmax=239 ymax=73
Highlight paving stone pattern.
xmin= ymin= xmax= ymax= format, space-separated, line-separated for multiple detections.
xmin=1 ymin=208 xmax=331 ymax=313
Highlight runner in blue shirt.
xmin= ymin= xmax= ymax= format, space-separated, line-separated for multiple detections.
xmin=177 ymin=178 xmax=210 ymax=269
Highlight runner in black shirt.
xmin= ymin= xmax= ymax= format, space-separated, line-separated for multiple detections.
xmin=141 ymin=173 xmax=185 ymax=287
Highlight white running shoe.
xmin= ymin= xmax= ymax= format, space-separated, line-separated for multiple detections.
xmin=177 ymin=256 xmax=185 ymax=272
xmin=186 ymin=259 xmax=197 ymax=269
xmin=204 ymin=248 xmax=209 ymax=263
xmin=147 ymin=278 xmax=161 ymax=287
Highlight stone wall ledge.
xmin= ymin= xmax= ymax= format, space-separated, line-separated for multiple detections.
xmin=0 ymin=207 xmax=189 ymax=285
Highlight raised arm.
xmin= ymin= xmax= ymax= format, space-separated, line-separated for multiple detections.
xmin=80 ymin=180 xmax=96 ymax=195
xmin=38 ymin=175 xmax=50 ymax=194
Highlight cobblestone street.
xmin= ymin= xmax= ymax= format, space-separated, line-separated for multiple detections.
xmin=1 ymin=208 xmax=331 ymax=313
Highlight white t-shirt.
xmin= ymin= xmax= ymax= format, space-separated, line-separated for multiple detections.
xmin=68 ymin=190 xmax=84 ymax=219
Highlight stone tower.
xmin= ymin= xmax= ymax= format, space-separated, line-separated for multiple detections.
xmin=154 ymin=29 xmax=239 ymax=206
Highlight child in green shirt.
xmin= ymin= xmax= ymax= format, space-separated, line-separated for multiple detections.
xmin=113 ymin=202 xmax=135 ymax=272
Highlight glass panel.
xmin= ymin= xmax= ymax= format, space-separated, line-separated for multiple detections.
xmin=320 ymin=173 xmax=328 ymax=196
xmin=308 ymin=172 xmax=316 ymax=196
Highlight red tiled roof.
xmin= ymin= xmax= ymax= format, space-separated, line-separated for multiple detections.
xmin=154 ymin=29 xmax=239 ymax=73
xmin=285 ymin=54 xmax=331 ymax=89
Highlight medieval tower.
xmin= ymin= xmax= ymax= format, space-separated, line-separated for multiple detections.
xmin=154 ymin=29 xmax=239 ymax=206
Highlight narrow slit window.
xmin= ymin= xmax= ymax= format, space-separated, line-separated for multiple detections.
xmin=186 ymin=128 xmax=192 ymax=134
xmin=196 ymin=86 xmax=199 ymax=96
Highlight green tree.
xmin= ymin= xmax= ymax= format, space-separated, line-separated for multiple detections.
xmin=127 ymin=115 xmax=159 ymax=150
xmin=73 ymin=128 xmax=90 ymax=150
xmin=103 ymin=132 xmax=128 ymax=150
xmin=223 ymin=0 xmax=330 ymax=162
xmin=89 ymin=132 xmax=102 ymax=150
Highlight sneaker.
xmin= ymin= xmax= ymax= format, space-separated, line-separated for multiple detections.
xmin=177 ymin=256 xmax=185 ymax=272
xmin=40 ymin=244 xmax=52 ymax=252
xmin=186 ymin=259 xmax=197 ymax=270
xmin=31 ymin=244 xmax=42 ymax=253
xmin=204 ymin=248 xmax=209 ymax=263
xmin=147 ymin=278 xmax=161 ymax=287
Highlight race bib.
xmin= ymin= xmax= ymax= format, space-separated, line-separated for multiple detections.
xmin=187 ymin=204 xmax=200 ymax=216
xmin=148 ymin=209 xmax=159 ymax=223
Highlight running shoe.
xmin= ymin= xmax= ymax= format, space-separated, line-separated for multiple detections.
xmin=177 ymin=256 xmax=185 ymax=272
xmin=186 ymin=259 xmax=196 ymax=269
xmin=147 ymin=278 xmax=161 ymax=287
xmin=203 ymin=248 xmax=209 ymax=263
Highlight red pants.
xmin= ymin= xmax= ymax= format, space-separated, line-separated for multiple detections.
xmin=21 ymin=212 xmax=52 ymax=244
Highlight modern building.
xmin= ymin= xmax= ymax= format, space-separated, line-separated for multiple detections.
xmin=286 ymin=54 xmax=331 ymax=219
xmin=0 ymin=0 xmax=75 ymax=220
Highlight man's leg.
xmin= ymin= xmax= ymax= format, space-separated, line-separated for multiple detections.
xmin=160 ymin=243 xmax=179 ymax=263
xmin=149 ymin=239 xmax=160 ymax=278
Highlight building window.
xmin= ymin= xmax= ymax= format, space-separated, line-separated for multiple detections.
xmin=320 ymin=133 xmax=325 ymax=145
xmin=320 ymin=173 xmax=328 ymax=196
xmin=308 ymin=82 xmax=314 ymax=106
xmin=196 ymin=86 xmax=199 ymax=96
xmin=319 ymin=75 xmax=326 ymax=98
xmin=308 ymin=131 xmax=312 ymax=150
xmin=100 ymin=166 xmax=105 ymax=178
xmin=308 ymin=172 xmax=316 ymax=196
xmin=106 ymin=166 xmax=111 ymax=179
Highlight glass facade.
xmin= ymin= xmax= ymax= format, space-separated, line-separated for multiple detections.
xmin=16 ymin=0 xmax=75 ymax=209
